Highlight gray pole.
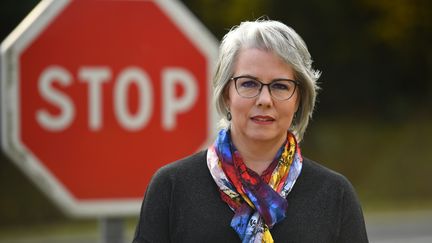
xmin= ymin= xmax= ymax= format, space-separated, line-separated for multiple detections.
xmin=100 ymin=217 xmax=125 ymax=243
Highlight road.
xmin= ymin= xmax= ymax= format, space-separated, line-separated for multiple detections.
xmin=1 ymin=211 xmax=432 ymax=243
xmin=366 ymin=210 xmax=432 ymax=243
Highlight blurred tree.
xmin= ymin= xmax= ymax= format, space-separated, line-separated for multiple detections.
xmin=0 ymin=0 xmax=41 ymax=41
xmin=182 ymin=0 xmax=270 ymax=38
xmin=359 ymin=0 xmax=432 ymax=118
xmin=361 ymin=0 xmax=430 ymax=50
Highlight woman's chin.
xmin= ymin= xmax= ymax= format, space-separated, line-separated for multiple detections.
xmin=246 ymin=131 xmax=285 ymax=144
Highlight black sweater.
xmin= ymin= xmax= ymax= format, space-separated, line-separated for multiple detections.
xmin=133 ymin=150 xmax=368 ymax=243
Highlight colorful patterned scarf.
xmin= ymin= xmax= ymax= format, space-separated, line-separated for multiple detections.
xmin=207 ymin=129 xmax=303 ymax=243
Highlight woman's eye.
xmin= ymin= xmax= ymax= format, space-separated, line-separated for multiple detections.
xmin=271 ymin=82 xmax=289 ymax=90
xmin=240 ymin=80 xmax=259 ymax=88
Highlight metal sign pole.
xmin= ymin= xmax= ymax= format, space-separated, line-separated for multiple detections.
xmin=100 ymin=217 xmax=125 ymax=243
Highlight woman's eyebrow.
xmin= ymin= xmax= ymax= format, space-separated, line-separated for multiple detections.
xmin=234 ymin=74 xmax=258 ymax=79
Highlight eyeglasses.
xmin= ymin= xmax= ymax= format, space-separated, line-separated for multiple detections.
xmin=231 ymin=75 xmax=299 ymax=100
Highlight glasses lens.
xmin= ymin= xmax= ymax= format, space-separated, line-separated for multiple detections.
xmin=269 ymin=80 xmax=296 ymax=100
xmin=234 ymin=77 xmax=297 ymax=100
xmin=235 ymin=77 xmax=261 ymax=98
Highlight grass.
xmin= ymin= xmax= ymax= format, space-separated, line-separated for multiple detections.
xmin=302 ymin=115 xmax=432 ymax=206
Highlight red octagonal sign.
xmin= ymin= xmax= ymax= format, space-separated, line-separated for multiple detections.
xmin=1 ymin=0 xmax=218 ymax=217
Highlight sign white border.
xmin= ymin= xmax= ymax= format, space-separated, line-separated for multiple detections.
xmin=0 ymin=0 xmax=218 ymax=217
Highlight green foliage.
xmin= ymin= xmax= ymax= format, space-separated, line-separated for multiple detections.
xmin=182 ymin=0 xmax=270 ymax=38
xmin=360 ymin=0 xmax=432 ymax=50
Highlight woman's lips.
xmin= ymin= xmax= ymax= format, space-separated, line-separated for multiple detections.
xmin=250 ymin=115 xmax=275 ymax=124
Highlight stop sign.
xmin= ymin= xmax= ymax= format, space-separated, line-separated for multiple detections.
xmin=1 ymin=0 xmax=218 ymax=217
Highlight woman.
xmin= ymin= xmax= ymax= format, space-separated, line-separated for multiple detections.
xmin=133 ymin=19 xmax=368 ymax=243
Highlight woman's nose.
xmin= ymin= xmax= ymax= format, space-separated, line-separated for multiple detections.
xmin=256 ymin=85 xmax=273 ymax=106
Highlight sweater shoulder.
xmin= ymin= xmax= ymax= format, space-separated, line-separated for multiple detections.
xmin=152 ymin=150 xmax=208 ymax=181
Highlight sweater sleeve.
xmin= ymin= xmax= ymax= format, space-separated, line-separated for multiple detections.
xmin=337 ymin=178 xmax=369 ymax=243
xmin=132 ymin=167 xmax=173 ymax=243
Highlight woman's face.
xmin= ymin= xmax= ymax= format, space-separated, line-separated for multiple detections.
xmin=226 ymin=48 xmax=299 ymax=145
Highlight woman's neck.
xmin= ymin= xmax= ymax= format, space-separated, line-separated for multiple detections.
xmin=231 ymin=132 xmax=285 ymax=175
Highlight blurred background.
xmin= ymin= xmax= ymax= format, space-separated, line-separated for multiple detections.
xmin=1 ymin=0 xmax=431 ymax=242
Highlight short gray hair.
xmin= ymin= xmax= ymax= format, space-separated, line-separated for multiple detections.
xmin=213 ymin=19 xmax=321 ymax=141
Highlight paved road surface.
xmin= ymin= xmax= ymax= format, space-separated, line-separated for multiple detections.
xmin=1 ymin=210 xmax=432 ymax=243
xmin=366 ymin=210 xmax=432 ymax=243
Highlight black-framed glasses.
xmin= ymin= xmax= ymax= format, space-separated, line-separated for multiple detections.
xmin=231 ymin=75 xmax=299 ymax=100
